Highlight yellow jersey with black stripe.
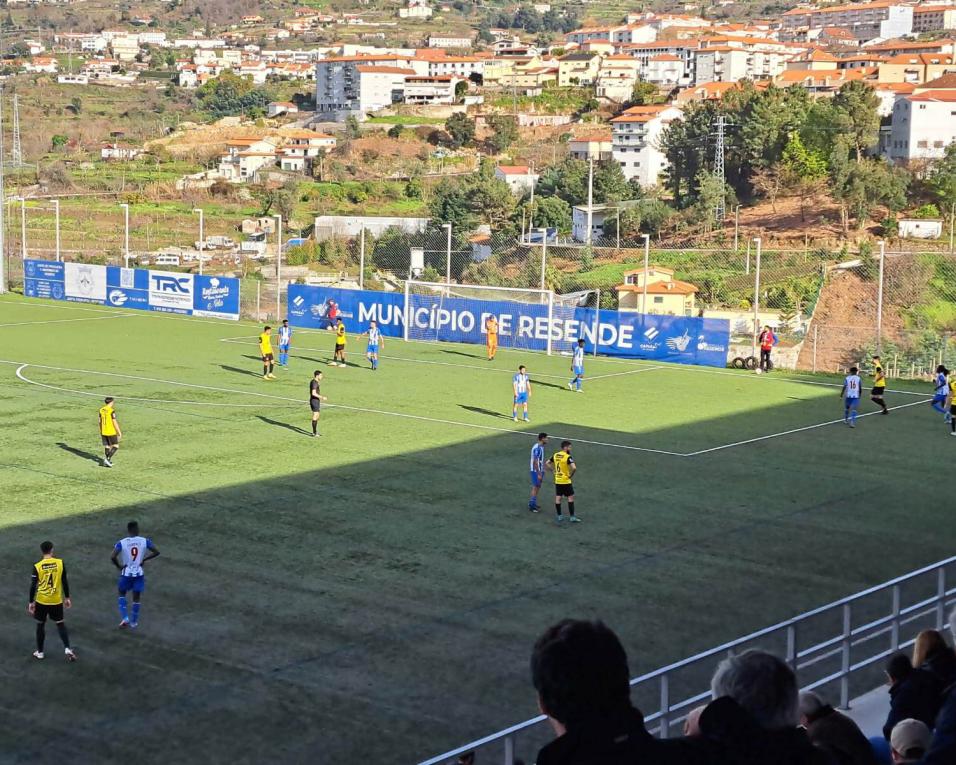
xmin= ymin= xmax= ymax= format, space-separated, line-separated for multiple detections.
xmin=873 ymin=364 xmax=886 ymax=390
xmin=335 ymin=324 xmax=346 ymax=346
xmin=552 ymin=451 xmax=574 ymax=485
xmin=259 ymin=331 xmax=273 ymax=355
xmin=99 ymin=404 xmax=117 ymax=436
xmin=34 ymin=558 xmax=65 ymax=606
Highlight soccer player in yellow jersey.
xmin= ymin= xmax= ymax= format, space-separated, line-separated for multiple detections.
xmin=259 ymin=325 xmax=277 ymax=380
xmin=98 ymin=396 xmax=122 ymax=468
xmin=870 ymin=355 xmax=888 ymax=415
xmin=547 ymin=440 xmax=580 ymax=524
xmin=28 ymin=540 xmax=76 ymax=661
xmin=333 ymin=318 xmax=347 ymax=367
xmin=485 ymin=316 xmax=498 ymax=361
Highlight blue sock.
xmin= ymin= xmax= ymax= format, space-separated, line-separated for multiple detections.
xmin=118 ymin=596 xmax=128 ymax=621
xmin=576 ymin=378 xmax=582 ymax=390
xmin=851 ymin=408 xmax=858 ymax=423
xmin=131 ymin=602 xmax=141 ymax=623
xmin=933 ymin=402 xmax=946 ymax=414
xmin=844 ymin=407 xmax=850 ymax=420
xmin=372 ymin=358 xmax=378 ymax=369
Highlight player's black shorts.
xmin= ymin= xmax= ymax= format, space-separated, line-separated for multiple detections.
xmin=33 ymin=602 xmax=64 ymax=622
xmin=555 ymin=483 xmax=574 ymax=497
xmin=950 ymin=403 xmax=956 ymax=415
xmin=871 ymin=387 xmax=885 ymax=397
xmin=310 ymin=400 xmax=322 ymax=413
xmin=334 ymin=343 xmax=345 ymax=352
xmin=101 ymin=435 xmax=118 ymax=446
xmin=262 ymin=353 xmax=274 ymax=362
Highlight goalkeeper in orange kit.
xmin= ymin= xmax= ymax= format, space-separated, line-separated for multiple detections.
xmin=485 ymin=315 xmax=498 ymax=361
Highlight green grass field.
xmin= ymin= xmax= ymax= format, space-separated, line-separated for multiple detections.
xmin=1 ymin=294 xmax=953 ymax=764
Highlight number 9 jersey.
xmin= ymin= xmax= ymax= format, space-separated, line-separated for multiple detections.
xmin=114 ymin=535 xmax=155 ymax=577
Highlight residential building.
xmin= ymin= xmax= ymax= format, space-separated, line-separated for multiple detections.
xmin=557 ymin=51 xmax=602 ymax=86
xmin=675 ymin=81 xmax=743 ymax=103
xmin=571 ymin=203 xmax=616 ymax=241
xmin=615 ymin=266 xmax=698 ymax=316
xmin=23 ymin=56 xmax=58 ymax=73
xmin=693 ymin=46 xmax=789 ymax=84
xmin=781 ymin=2 xmax=914 ymax=41
xmin=427 ymin=34 xmax=473 ymax=49
xmin=595 ymin=55 xmax=642 ymax=101
xmin=912 ymin=5 xmax=956 ymax=33
xmin=775 ymin=67 xmax=874 ymax=94
xmin=110 ymin=35 xmax=140 ymax=62
xmin=101 ymin=143 xmax=142 ymax=161
xmin=494 ymin=165 xmax=539 ymax=195
xmin=610 ymin=104 xmax=683 ymax=187
xmin=644 ymin=54 xmax=689 ymax=87
xmin=217 ymin=137 xmax=279 ymax=182
xmin=426 ymin=55 xmax=484 ymax=79
xmin=314 ymin=215 xmax=429 ymax=240
xmin=877 ymin=53 xmax=956 ymax=84
xmin=885 ymin=90 xmax=956 ymax=162
xmin=399 ymin=0 xmax=432 ymax=18
xmin=315 ymin=55 xmax=417 ymax=115
xmin=610 ymin=24 xmax=658 ymax=45
xmin=403 ymin=75 xmax=459 ymax=104
xmin=568 ymin=132 xmax=613 ymax=161
xmin=268 ymin=101 xmax=299 ymax=117
xmin=787 ymin=48 xmax=840 ymax=71
xmin=899 ymin=218 xmax=943 ymax=238
xmin=565 ymin=26 xmax=621 ymax=46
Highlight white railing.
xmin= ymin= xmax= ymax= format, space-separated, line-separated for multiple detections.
xmin=419 ymin=556 xmax=956 ymax=765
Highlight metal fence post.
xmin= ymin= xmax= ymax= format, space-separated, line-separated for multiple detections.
xmin=891 ymin=584 xmax=901 ymax=650
xmin=659 ymin=674 xmax=670 ymax=738
xmin=876 ymin=240 xmax=885 ymax=354
xmin=359 ymin=228 xmax=365 ymax=290
xmin=812 ymin=326 xmax=818 ymax=374
xmin=751 ymin=238 xmax=762 ymax=363
xmin=937 ymin=567 xmax=947 ymax=630
xmin=840 ymin=603 xmax=851 ymax=709
xmin=641 ymin=234 xmax=650 ymax=314
xmin=256 ymin=280 xmax=261 ymax=320
xmin=786 ymin=624 xmax=797 ymax=672
xmin=504 ymin=735 xmax=515 ymax=765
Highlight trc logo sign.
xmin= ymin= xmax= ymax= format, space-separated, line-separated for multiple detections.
xmin=151 ymin=275 xmax=191 ymax=293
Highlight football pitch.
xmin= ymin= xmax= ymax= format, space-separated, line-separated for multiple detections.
xmin=1 ymin=294 xmax=954 ymax=765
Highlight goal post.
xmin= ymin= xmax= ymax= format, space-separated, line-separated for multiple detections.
xmin=402 ymin=280 xmax=601 ymax=356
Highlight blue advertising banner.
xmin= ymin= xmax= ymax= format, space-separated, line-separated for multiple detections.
xmin=23 ymin=260 xmax=240 ymax=320
xmin=288 ymin=285 xmax=730 ymax=367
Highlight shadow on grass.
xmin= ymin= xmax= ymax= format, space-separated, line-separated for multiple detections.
xmin=458 ymin=405 xmax=513 ymax=420
xmin=55 ymin=442 xmax=102 ymax=464
xmin=220 ymin=364 xmax=267 ymax=379
xmin=256 ymin=416 xmax=312 ymax=436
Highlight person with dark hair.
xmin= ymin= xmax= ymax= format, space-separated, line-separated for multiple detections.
xmin=547 ymin=441 xmax=579 ymax=524
xmin=931 ymin=365 xmax=949 ymax=421
xmin=98 ymin=396 xmax=122 ymax=467
xmin=913 ymin=630 xmax=956 ymax=694
xmin=882 ymin=652 xmax=940 ymax=740
xmin=309 ymin=370 xmax=327 ymax=437
xmin=758 ymin=326 xmax=776 ymax=372
xmin=870 ymin=356 xmax=888 ymax=415
xmin=799 ymin=691 xmax=876 ymax=765
xmin=28 ymin=541 xmax=76 ymax=662
xmin=111 ymin=521 xmax=160 ymax=630
xmin=259 ymin=326 xmax=276 ymax=379
xmin=532 ymin=619 xmax=654 ymax=764
xmin=922 ymin=606 xmax=956 ymax=764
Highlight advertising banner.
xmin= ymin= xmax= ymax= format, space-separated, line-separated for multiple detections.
xmin=288 ymin=285 xmax=730 ymax=367
xmin=23 ymin=260 xmax=240 ymax=320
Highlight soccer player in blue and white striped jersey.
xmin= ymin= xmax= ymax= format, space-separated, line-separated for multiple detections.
xmin=362 ymin=321 xmax=383 ymax=370
xmin=513 ymin=365 xmax=531 ymax=422
xmin=569 ymin=338 xmax=586 ymax=392
xmin=529 ymin=432 xmax=548 ymax=512
xmin=277 ymin=319 xmax=293 ymax=366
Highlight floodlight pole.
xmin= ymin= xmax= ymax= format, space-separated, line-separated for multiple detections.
xmin=359 ymin=227 xmax=365 ymax=289
xmin=119 ymin=202 xmax=130 ymax=267
xmin=0 ymin=85 xmax=5 ymax=294
xmin=53 ymin=199 xmax=60 ymax=262
xmin=193 ymin=208 xmax=204 ymax=275
xmin=641 ymin=233 xmax=650 ymax=315
xmin=751 ymin=237 xmax=762 ymax=363
xmin=442 ymin=222 xmax=452 ymax=285
xmin=274 ymin=214 xmax=282 ymax=322
xmin=733 ymin=204 xmax=741 ymax=251
xmin=19 ymin=196 xmax=26 ymax=261
xmin=876 ymin=239 xmax=885 ymax=354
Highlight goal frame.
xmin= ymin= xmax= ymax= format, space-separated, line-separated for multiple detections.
xmin=402 ymin=280 xmax=600 ymax=356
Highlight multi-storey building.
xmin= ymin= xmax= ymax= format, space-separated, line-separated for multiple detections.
xmin=610 ymin=104 xmax=683 ymax=187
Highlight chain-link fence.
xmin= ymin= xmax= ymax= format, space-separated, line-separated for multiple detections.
xmin=5 ymin=223 xmax=955 ymax=377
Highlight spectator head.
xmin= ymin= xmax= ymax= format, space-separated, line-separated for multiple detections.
xmin=797 ymin=691 xmax=826 ymax=727
xmin=886 ymin=652 xmax=913 ymax=685
xmin=531 ymin=620 xmax=631 ymax=734
xmin=890 ymin=718 xmax=932 ymax=763
xmin=455 ymin=752 xmax=475 ymax=765
xmin=710 ymin=650 xmax=799 ymax=730
xmin=683 ymin=704 xmax=706 ymax=736
xmin=913 ymin=629 xmax=949 ymax=668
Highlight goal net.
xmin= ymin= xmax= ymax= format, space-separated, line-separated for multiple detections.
xmin=403 ymin=280 xmax=601 ymax=356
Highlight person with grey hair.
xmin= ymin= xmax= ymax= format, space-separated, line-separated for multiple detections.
xmin=921 ymin=606 xmax=956 ymax=764
xmin=798 ymin=691 xmax=876 ymax=765
xmin=685 ymin=650 xmax=834 ymax=764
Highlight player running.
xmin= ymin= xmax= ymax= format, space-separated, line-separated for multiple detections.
xmin=569 ymin=338 xmax=586 ymax=392
xmin=259 ymin=325 xmax=277 ymax=380
xmin=513 ymin=365 xmax=531 ymax=422
xmin=547 ymin=440 xmax=580 ymax=524
xmin=333 ymin=318 xmax=347 ymax=367
xmin=310 ymin=370 xmax=328 ymax=437
xmin=841 ymin=366 xmax=863 ymax=428
xmin=278 ymin=319 xmax=293 ymax=367
xmin=870 ymin=355 xmax=888 ymax=414
xmin=529 ymin=432 xmax=548 ymax=512
xmin=485 ymin=316 xmax=498 ymax=361
xmin=98 ymin=396 xmax=122 ymax=468
xmin=363 ymin=320 xmax=383 ymax=370
xmin=931 ymin=365 xmax=950 ymax=422
xmin=111 ymin=521 xmax=160 ymax=630
xmin=28 ymin=541 xmax=76 ymax=661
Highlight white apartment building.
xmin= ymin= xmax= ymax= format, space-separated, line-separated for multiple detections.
xmin=693 ymin=47 xmax=789 ymax=84
xmin=427 ymin=56 xmax=484 ymax=79
xmin=315 ymin=56 xmax=417 ymax=116
xmin=781 ymin=2 xmax=914 ymax=41
xmin=643 ymin=54 xmax=690 ymax=87
xmin=912 ymin=5 xmax=956 ymax=33
xmin=403 ymin=75 xmax=459 ymax=104
xmin=426 ymin=34 xmax=473 ymax=49
xmin=595 ymin=55 xmax=642 ymax=101
xmin=610 ymin=24 xmax=658 ymax=45
xmin=610 ymin=104 xmax=683 ymax=187
xmin=885 ymin=90 xmax=956 ymax=163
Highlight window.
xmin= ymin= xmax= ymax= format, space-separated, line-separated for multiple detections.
xmin=917 ymin=140 xmax=928 ymax=148
xmin=653 ymin=296 xmax=664 ymax=304
xmin=934 ymin=141 xmax=945 ymax=148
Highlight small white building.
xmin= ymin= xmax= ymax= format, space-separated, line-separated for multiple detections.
xmin=403 ymin=75 xmax=459 ymax=104
xmin=568 ymin=132 xmax=613 ymax=161
xmin=314 ymin=215 xmax=430 ymax=240
xmin=898 ymin=218 xmax=943 ymax=239
xmin=268 ymin=101 xmax=299 ymax=117
xmin=427 ymin=34 xmax=473 ymax=49
xmin=495 ymin=165 xmax=539 ymax=195
xmin=885 ymin=90 xmax=956 ymax=163
xmin=572 ymin=204 xmax=617 ymax=242
xmin=101 ymin=143 xmax=143 ymax=161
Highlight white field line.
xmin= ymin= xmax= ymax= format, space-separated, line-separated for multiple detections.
xmin=0 ymin=313 xmax=133 ymax=328
xmin=683 ymin=398 xmax=933 ymax=457
xmin=587 ymin=366 xmax=667 ymax=381
xmin=3 ymin=359 xmax=684 ymax=456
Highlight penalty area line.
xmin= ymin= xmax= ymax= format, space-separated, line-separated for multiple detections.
xmin=683 ymin=397 xmax=932 ymax=457
xmin=0 ymin=313 xmax=134 ymax=328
